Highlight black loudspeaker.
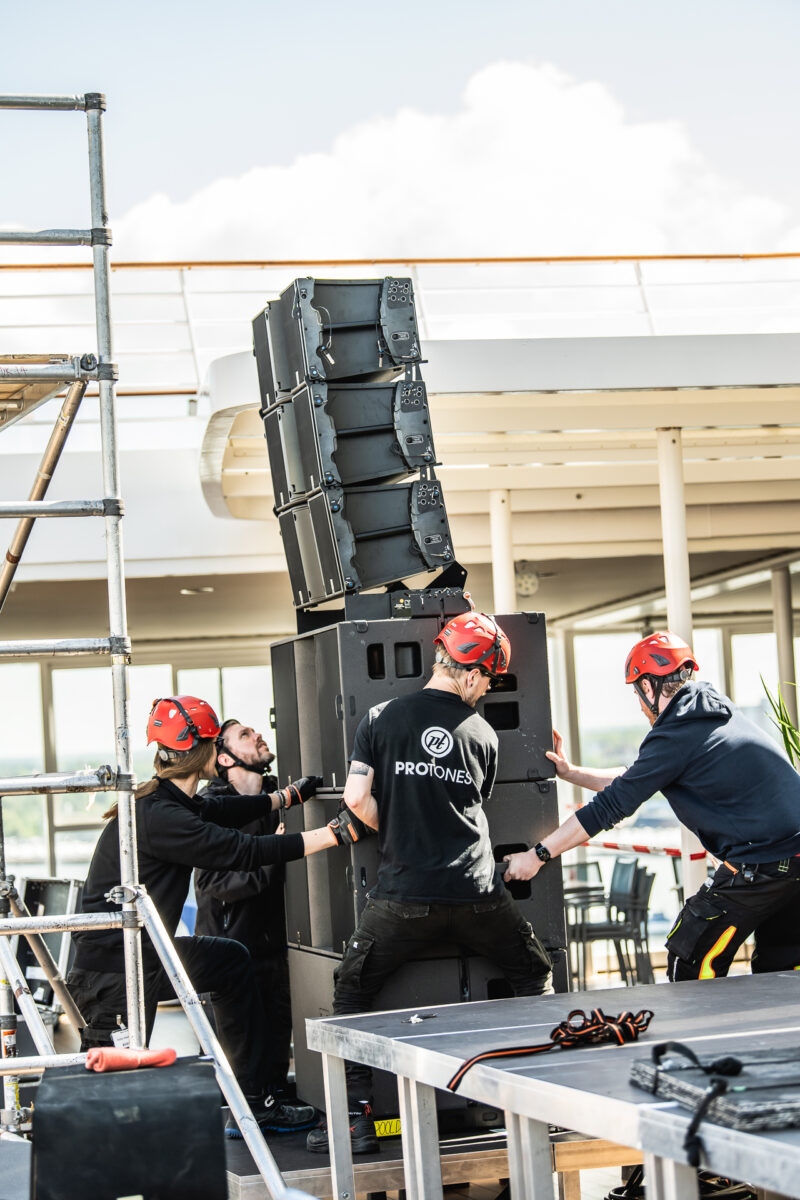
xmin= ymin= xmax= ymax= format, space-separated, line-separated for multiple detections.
xmin=271 ymin=613 xmax=555 ymax=787
xmin=474 ymin=612 xmax=556 ymax=783
xmin=278 ymin=481 xmax=454 ymax=609
xmin=271 ymin=618 xmax=440 ymax=786
xmin=31 ymin=1057 xmax=226 ymax=1200
xmin=263 ymin=376 xmax=435 ymax=508
xmin=253 ymin=277 xmax=421 ymax=405
xmin=289 ymin=945 xmax=568 ymax=1124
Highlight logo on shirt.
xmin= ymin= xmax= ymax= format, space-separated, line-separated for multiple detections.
xmin=421 ymin=726 xmax=454 ymax=758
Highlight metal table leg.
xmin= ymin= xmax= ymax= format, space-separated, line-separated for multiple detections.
xmin=507 ymin=1112 xmax=555 ymax=1200
xmin=396 ymin=1075 xmax=444 ymax=1200
xmin=643 ymin=1152 xmax=698 ymax=1200
xmin=321 ymin=1051 xmax=356 ymax=1200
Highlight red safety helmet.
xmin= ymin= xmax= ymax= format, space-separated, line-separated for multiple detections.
xmin=147 ymin=696 xmax=221 ymax=752
xmin=624 ymin=631 xmax=698 ymax=684
xmin=624 ymin=631 xmax=698 ymax=717
xmin=434 ymin=612 xmax=511 ymax=677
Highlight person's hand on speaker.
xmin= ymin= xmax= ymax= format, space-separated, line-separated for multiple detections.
xmin=277 ymin=776 xmax=322 ymax=808
xmin=328 ymin=801 xmax=371 ymax=846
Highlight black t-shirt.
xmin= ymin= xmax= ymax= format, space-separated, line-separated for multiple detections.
xmin=351 ymin=687 xmax=501 ymax=903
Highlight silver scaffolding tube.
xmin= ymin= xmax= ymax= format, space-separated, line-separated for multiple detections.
xmin=85 ymin=92 xmax=145 ymax=1049
xmin=135 ymin=890 xmax=305 ymax=1200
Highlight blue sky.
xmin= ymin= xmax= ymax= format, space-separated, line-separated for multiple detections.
xmin=4 ymin=0 xmax=800 ymax=254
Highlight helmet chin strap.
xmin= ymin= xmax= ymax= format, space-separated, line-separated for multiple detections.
xmin=633 ymin=676 xmax=663 ymax=718
xmin=215 ymin=740 xmax=268 ymax=777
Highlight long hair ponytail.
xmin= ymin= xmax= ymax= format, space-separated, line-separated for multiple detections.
xmin=102 ymin=739 xmax=216 ymax=819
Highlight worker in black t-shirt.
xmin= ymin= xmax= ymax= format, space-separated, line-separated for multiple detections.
xmin=307 ymin=613 xmax=553 ymax=1155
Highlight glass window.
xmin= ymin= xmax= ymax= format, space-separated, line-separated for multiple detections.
xmin=177 ymin=668 xmax=222 ymax=717
xmin=574 ymin=633 xmax=643 ymax=768
xmin=52 ymin=664 xmax=174 ymax=831
xmin=221 ymin=666 xmax=274 ymax=739
xmin=731 ymin=632 xmax=780 ymax=740
xmin=128 ymin=664 xmax=174 ymax=783
xmin=0 ymin=664 xmax=46 ymax=875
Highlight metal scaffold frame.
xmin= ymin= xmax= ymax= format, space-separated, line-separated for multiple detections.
xmin=0 ymin=93 xmax=302 ymax=1200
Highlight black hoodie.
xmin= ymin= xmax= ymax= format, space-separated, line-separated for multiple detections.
xmin=577 ymin=681 xmax=800 ymax=863
xmin=193 ymin=774 xmax=287 ymax=958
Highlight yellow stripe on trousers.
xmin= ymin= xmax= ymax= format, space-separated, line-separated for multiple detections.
xmin=699 ymin=925 xmax=737 ymax=979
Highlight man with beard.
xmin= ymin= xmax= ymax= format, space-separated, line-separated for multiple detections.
xmin=194 ymin=718 xmax=316 ymax=1135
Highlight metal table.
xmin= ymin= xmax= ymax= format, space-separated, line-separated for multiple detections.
xmin=306 ymin=972 xmax=800 ymax=1200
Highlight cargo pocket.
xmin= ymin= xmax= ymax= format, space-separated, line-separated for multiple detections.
xmin=665 ymin=891 xmax=728 ymax=965
xmin=334 ymin=934 xmax=375 ymax=994
xmin=518 ymin=920 xmax=553 ymax=982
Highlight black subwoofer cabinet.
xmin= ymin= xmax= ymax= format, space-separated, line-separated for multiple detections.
xmin=270 ymin=612 xmax=556 ymax=787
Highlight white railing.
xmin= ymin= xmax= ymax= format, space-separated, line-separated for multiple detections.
xmin=2 ymin=254 xmax=800 ymax=396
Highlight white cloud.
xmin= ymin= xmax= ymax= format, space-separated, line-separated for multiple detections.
xmin=114 ymin=61 xmax=789 ymax=258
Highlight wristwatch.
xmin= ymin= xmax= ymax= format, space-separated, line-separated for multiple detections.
xmin=534 ymin=842 xmax=551 ymax=863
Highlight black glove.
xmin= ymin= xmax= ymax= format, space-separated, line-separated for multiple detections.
xmin=278 ymin=776 xmax=322 ymax=808
xmin=328 ymin=803 xmax=370 ymax=846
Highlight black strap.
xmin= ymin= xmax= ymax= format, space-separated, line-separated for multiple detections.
xmin=446 ymin=1008 xmax=654 ymax=1092
xmin=684 ymin=1078 xmax=729 ymax=1167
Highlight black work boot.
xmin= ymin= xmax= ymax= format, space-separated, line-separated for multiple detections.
xmin=306 ymin=1102 xmax=378 ymax=1155
xmin=225 ymin=1093 xmax=317 ymax=1139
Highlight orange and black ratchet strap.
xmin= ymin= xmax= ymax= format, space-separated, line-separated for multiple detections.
xmin=446 ymin=1008 xmax=654 ymax=1092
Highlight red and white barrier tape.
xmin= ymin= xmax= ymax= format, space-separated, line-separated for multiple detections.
xmin=583 ymin=840 xmax=707 ymax=860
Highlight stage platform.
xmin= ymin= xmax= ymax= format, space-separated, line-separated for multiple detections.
xmin=306 ymin=973 xmax=800 ymax=1200
xmin=225 ymin=1126 xmax=641 ymax=1199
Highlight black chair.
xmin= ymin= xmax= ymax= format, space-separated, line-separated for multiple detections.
xmin=566 ymin=856 xmax=640 ymax=989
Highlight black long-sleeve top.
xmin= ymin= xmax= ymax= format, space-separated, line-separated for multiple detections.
xmin=72 ymin=777 xmax=304 ymax=972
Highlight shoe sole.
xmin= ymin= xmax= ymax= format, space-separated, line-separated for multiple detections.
xmin=306 ymin=1135 xmax=379 ymax=1155
xmin=226 ymin=1118 xmax=318 ymax=1139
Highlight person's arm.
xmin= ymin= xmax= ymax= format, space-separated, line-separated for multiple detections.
xmin=503 ymin=813 xmax=590 ymax=881
xmin=201 ymin=777 xmax=320 ymax=827
xmin=546 ymin=727 xmax=625 ymax=792
xmin=343 ymin=761 xmax=379 ymax=830
xmin=147 ymin=797 xmax=336 ymax=871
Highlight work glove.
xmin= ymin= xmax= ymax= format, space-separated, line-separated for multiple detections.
xmin=277 ymin=776 xmax=322 ymax=808
xmin=328 ymin=802 xmax=371 ymax=846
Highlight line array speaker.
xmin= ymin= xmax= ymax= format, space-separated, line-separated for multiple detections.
xmin=263 ymin=376 xmax=435 ymax=507
xmin=278 ymin=481 xmax=455 ymax=610
xmin=253 ymin=276 xmax=421 ymax=406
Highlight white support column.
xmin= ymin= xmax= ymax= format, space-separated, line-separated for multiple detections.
xmin=489 ymin=489 xmax=517 ymax=614
xmin=656 ymin=428 xmax=706 ymax=897
xmin=771 ymin=566 xmax=798 ymax=728
xmin=554 ymin=629 xmax=584 ymax=817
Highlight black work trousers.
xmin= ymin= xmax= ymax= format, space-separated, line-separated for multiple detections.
xmin=252 ymin=954 xmax=292 ymax=1097
xmin=666 ymin=859 xmax=800 ymax=981
xmin=67 ymin=935 xmax=268 ymax=1098
xmin=333 ymin=891 xmax=553 ymax=1108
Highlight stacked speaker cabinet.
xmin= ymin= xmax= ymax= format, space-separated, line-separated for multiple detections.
xmin=254 ymin=278 xmax=455 ymax=608
xmin=255 ymin=276 xmax=569 ymax=1130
